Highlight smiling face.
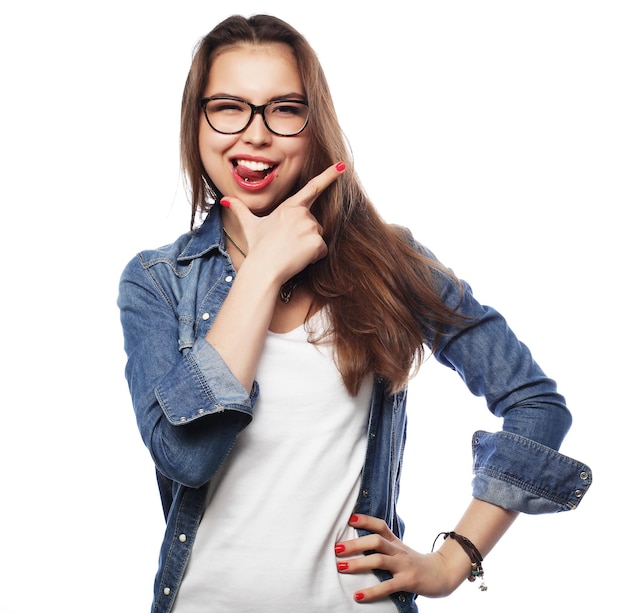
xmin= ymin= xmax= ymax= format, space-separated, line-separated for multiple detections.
xmin=199 ymin=43 xmax=310 ymax=216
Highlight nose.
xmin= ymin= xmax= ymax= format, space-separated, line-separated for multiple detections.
xmin=242 ymin=111 xmax=271 ymax=147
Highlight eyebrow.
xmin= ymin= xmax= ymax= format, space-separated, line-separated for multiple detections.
xmin=206 ymin=92 xmax=307 ymax=102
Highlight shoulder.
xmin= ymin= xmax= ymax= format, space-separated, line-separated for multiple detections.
xmin=119 ymin=229 xmax=196 ymax=281
xmin=121 ymin=210 xmax=223 ymax=279
xmin=390 ymin=224 xmax=435 ymax=258
xmin=139 ymin=230 xmax=198 ymax=266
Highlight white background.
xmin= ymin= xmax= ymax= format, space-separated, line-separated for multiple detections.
xmin=1 ymin=1 xmax=623 ymax=611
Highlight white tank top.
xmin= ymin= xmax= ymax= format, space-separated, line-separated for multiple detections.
xmin=172 ymin=313 xmax=397 ymax=612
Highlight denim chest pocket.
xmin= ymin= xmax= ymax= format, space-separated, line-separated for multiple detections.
xmin=177 ymin=314 xmax=197 ymax=352
xmin=177 ymin=270 xmax=235 ymax=352
xmin=177 ymin=304 xmax=216 ymax=352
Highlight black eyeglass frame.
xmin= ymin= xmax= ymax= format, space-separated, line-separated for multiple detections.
xmin=199 ymin=96 xmax=310 ymax=137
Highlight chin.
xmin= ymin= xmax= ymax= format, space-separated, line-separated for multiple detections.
xmin=239 ymin=190 xmax=288 ymax=216
xmin=248 ymin=203 xmax=280 ymax=217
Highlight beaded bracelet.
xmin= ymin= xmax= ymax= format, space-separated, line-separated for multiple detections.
xmin=432 ymin=531 xmax=487 ymax=591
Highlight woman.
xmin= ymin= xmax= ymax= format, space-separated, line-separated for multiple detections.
xmin=118 ymin=14 xmax=591 ymax=613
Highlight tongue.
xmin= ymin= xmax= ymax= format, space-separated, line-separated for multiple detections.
xmin=236 ymin=165 xmax=268 ymax=182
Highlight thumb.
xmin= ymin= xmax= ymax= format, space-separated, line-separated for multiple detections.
xmin=219 ymin=195 xmax=253 ymax=224
xmin=219 ymin=196 xmax=259 ymax=254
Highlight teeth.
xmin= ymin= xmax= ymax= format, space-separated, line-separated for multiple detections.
xmin=235 ymin=159 xmax=273 ymax=171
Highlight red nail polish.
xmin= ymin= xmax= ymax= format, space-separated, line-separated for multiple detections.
xmin=220 ymin=197 xmax=230 ymax=208
xmin=334 ymin=543 xmax=345 ymax=554
xmin=337 ymin=562 xmax=349 ymax=571
xmin=355 ymin=592 xmax=365 ymax=601
xmin=349 ymin=514 xmax=359 ymax=523
xmin=335 ymin=161 xmax=346 ymax=172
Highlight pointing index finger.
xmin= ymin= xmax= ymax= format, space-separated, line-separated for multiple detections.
xmin=296 ymin=161 xmax=346 ymax=209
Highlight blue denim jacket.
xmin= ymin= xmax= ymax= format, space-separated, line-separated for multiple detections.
xmin=118 ymin=208 xmax=592 ymax=613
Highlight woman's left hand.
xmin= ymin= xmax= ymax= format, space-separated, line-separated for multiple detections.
xmin=335 ymin=514 xmax=463 ymax=602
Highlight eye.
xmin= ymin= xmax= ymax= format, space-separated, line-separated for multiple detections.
xmin=206 ymin=98 xmax=248 ymax=114
xmin=269 ymin=101 xmax=307 ymax=117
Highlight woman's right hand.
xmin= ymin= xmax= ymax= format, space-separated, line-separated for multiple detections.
xmin=220 ymin=161 xmax=346 ymax=284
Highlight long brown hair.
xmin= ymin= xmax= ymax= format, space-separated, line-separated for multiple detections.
xmin=180 ymin=14 xmax=469 ymax=395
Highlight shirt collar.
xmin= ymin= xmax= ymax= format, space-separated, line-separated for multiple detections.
xmin=177 ymin=207 xmax=225 ymax=262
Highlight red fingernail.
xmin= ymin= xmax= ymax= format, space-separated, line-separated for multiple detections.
xmin=355 ymin=592 xmax=365 ymax=601
xmin=220 ymin=197 xmax=230 ymax=208
xmin=349 ymin=514 xmax=359 ymax=523
xmin=335 ymin=161 xmax=346 ymax=172
xmin=334 ymin=544 xmax=345 ymax=554
xmin=337 ymin=562 xmax=349 ymax=571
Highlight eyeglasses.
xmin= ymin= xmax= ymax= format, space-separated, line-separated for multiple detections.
xmin=200 ymin=96 xmax=309 ymax=137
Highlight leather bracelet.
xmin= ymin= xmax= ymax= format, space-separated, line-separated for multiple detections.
xmin=432 ymin=531 xmax=487 ymax=591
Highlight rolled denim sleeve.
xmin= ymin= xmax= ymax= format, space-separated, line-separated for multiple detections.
xmin=118 ymin=254 xmax=257 ymax=488
xmin=471 ymin=430 xmax=591 ymax=513
xmin=155 ymin=338 xmax=256 ymax=425
xmin=430 ymin=265 xmax=592 ymax=512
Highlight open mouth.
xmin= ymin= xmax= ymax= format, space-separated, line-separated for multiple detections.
xmin=232 ymin=159 xmax=276 ymax=183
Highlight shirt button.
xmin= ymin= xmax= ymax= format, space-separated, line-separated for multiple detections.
xmin=179 ymin=534 xmax=187 ymax=543
xmin=225 ymin=275 xmax=233 ymax=283
xmin=202 ymin=312 xmax=210 ymax=320
xmin=163 ymin=587 xmax=171 ymax=596
xmin=580 ymin=471 xmax=589 ymax=480
xmin=574 ymin=489 xmax=583 ymax=498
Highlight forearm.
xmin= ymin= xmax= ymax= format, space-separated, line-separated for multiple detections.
xmin=205 ymin=257 xmax=281 ymax=392
xmin=435 ymin=498 xmax=518 ymax=592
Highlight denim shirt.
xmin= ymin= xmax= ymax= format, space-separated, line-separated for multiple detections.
xmin=118 ymin=208 xmax=592 ymax=613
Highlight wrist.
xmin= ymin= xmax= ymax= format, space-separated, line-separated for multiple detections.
xmin=236 ymin=256 xmax=284 ymax=293
xmin=433 ymin=531 xmax=487 ymax=591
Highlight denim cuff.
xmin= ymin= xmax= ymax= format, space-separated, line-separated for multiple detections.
xmin=471 ymin=430 xmax=592 ymax=513
xmin=155 ymin=338 xmax=257 ymax=426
